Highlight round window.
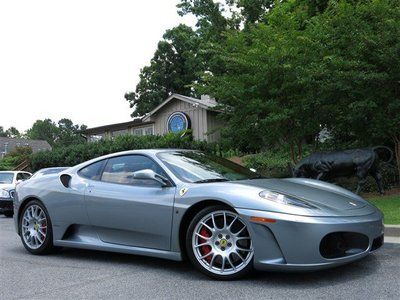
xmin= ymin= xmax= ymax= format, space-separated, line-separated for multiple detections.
xmin=167 ymin=112 xmax=190 ymax=133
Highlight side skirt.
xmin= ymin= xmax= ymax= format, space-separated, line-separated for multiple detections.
xmin=53 ymin=240 xmax=183 ymax=262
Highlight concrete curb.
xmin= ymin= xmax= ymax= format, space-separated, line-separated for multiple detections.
xmin=384 ymin=225 xmax=400 ymax=237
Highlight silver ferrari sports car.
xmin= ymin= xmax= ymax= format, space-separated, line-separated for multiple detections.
xmin=14 ymin=149 xmax=384 ymax=279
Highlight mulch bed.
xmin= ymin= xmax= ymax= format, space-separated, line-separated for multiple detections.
xmin=362 ymin=187 xmax=400 ymax=199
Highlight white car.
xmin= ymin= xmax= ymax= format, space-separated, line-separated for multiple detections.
xmin=0 ymin=171 xmax=31 ymax=217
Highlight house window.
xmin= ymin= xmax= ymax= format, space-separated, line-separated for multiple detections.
xmin=133 ymin=126 xmax=153 ymax=136
xmin=113 ymin=129 xmax=128 ymax=137
xmin=133 ymin=128 xmax=143 ymax=136
xmin=144 ymin=126 xmax=153 ymax=135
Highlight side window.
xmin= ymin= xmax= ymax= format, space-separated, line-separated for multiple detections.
xmin=17 ymin=173 xmax=24 ymax=181
xmin=101 ymin=155 xmax=166 ymax=186
xmin=22 ymin=173 xmax=31 ymax=180
xmin=79 ymin=160 xmax=106 ymax=180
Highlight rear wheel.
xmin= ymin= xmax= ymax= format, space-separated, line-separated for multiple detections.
xmin=186 ymin=205 xmax=254 ymax=280
xmin=20 ymin=200 xmax=54 ymax=254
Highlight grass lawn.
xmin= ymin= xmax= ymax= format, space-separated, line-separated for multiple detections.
xmin=367 ymin=195 xmax=400 ymax=225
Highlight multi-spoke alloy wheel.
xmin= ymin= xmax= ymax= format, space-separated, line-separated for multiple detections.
xmin=20 ymin=200 xmax=54 ymax=254
xmin=187 ymin=206 xmax=253 ymax=279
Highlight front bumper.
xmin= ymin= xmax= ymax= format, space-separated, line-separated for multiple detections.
xmin=0 ymin=198 xmax=13 ymax=213
xmin=237 ymin=208 xmax=384 ymax=271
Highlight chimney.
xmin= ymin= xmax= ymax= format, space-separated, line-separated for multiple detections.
xmin=201 ymin=95 xmax=215 ymax=101
xmin=4 ymin=142 xmax=8 ymax=156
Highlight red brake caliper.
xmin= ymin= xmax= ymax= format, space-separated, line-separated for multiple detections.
xmin=41 ymin=221 xmax=47 ymax=234
xmin=199 ymin=227 xmax=212 ymax=262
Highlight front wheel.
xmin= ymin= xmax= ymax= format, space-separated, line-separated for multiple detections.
xmin=20 ymin=200 xmax=55 ymax=255
xmin=186 ymin=206 xmax=254 ymax=280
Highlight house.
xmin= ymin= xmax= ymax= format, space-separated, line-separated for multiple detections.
xmin=0 ymin=137 xmax=52 ymax=159
xmin=81 ymin=94 xmax=223 ymax=142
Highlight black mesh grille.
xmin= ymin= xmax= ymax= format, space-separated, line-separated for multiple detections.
xmin=320 ymin=232 xmax=369 ymax=259
xmin=371 ymin=234 xmax=384 ymax=251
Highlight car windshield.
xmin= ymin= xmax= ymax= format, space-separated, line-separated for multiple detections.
xmin=157 ymin=151 xmax=262 ymax=183
xmin=31 ymin=168 xmax=68 ymax=179
xmin=0 ymin=173 xmax=14 ymax=184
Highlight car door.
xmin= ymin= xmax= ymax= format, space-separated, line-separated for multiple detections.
xmin=83 ymin=155 xmax=176 ymax=250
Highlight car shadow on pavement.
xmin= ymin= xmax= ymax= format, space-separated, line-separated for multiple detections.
xmin=40 ymin=246 xmax=381 ymax=286
xmin=250 ymin=255 xmax=380 ymax=286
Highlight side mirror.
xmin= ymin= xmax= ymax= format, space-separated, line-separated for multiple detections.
xmin=133 ymin=169 xmax=170 ymax=187
xmin=16 ymin=179 xmax=23 ymax=185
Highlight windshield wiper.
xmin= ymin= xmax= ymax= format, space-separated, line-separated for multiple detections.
xmin=194 ymin=178 xmax=229 ymax=183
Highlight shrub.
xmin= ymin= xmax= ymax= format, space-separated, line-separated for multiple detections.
xmin=0 ymin=146 xmax=33 ymax=171
xmin=243 ymin=150 xmax=292 ymax=178
xmin=333 ymin=163 xmax=398 ymax=193
xmin=0 ymin=156 xmax=19 ymax=171
xmin=30 ymin=133 xmax=221 ymax=172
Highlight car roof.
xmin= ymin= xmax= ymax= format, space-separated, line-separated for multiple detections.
xmin=113 ymin=148 xmax=194 ymax=154
xmin=37 ymin=167 xmax=69 ymax=172
xmin=96 ymin=148 xmax=195 ymax=158
xmin=68 ymin=149 xmax=198 ymax=172
xmin=0 ymin=171 xmax=30 ymax=174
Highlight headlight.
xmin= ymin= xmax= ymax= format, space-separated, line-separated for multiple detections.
xmin=0 ymin=189 xmax=11 ymax=199
xmin=259 ymin=190 xmax=317 ymax=209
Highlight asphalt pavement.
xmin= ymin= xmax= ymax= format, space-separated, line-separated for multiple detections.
xmin=1 ymin=215 xmax=399 ymax=300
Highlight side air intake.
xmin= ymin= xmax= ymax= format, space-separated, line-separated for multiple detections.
xmin=60 ymin=174 xmax=72 ymax=188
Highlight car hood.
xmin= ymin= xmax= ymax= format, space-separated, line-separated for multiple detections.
xmin=0 ymin=183 xmax=14 ymax=191
xmin=230 ymin=178 xmax=376 ymax=217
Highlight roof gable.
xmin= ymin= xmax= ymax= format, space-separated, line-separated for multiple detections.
xmin=0 ymin=137 xmax=52 ymax=154
xmin=142 ymin=93 xmax=217 ymax=121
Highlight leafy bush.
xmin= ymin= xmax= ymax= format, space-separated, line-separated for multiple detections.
xmin=243 ymin=150 xmax=292 ymax=178
xmin=30 ymin=133 xmax=221 ymax=171
xmin=0 ymin=156 xmax=19 ymax=171
xmin=0 ymin=146 xmax=32 ymax=171
xmin=333 ymin=163 xmax=398 ymax=193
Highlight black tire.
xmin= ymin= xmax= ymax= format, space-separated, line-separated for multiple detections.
xmin=3 ymin=211 xmax=13 ymax=218
xmin=19 ymin=200 xmax=55 ymax=255
xmin=185 ymin=205 xmax=253 ymax=280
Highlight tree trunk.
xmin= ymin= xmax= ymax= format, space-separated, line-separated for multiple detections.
xmin=290 ymin=142 xmax=297 ymax=164
xmin=297 ymin=140 xmax=303 ymax=162
xmin=394 ymin=137 xmax=400 ymax=184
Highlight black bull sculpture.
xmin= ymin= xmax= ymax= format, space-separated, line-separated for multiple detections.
xmin=292 ymin=146 xmax=393 ymax=194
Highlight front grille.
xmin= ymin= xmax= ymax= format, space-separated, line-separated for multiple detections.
xmin=320 ymin=232 xmax=369 ymax=259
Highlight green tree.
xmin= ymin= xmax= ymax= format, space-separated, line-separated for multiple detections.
xmin=177 ymin=0 xmax=231 ymax=40
xmin=26 ymin=119 xmax=59 ymax=146
xmin=26 ymin=118 xmax=86 ymax=147
xmin=304 ymin=0 xmax=400 ymax=176
xmin=127 ymin=0 xmax=282 ymax=117
xmin=55 ymin=118 xmax=87 ymax=147
xmin=199 ymin=0 xmax=400 ymax=172
xmin=0 ymin=126 xmax=6 ymax=137
xmin=125 ymin=25 xmax=201 ymax=116
xmin=5 ymin=127 xmax=20 ymax=138
xmin=227 ymin=0 xmax=274 ymax=24
xmin=0 ymin=126 xmax=21 ymax=138
xmin=197 ymin=0 xmax=325 ymax=158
